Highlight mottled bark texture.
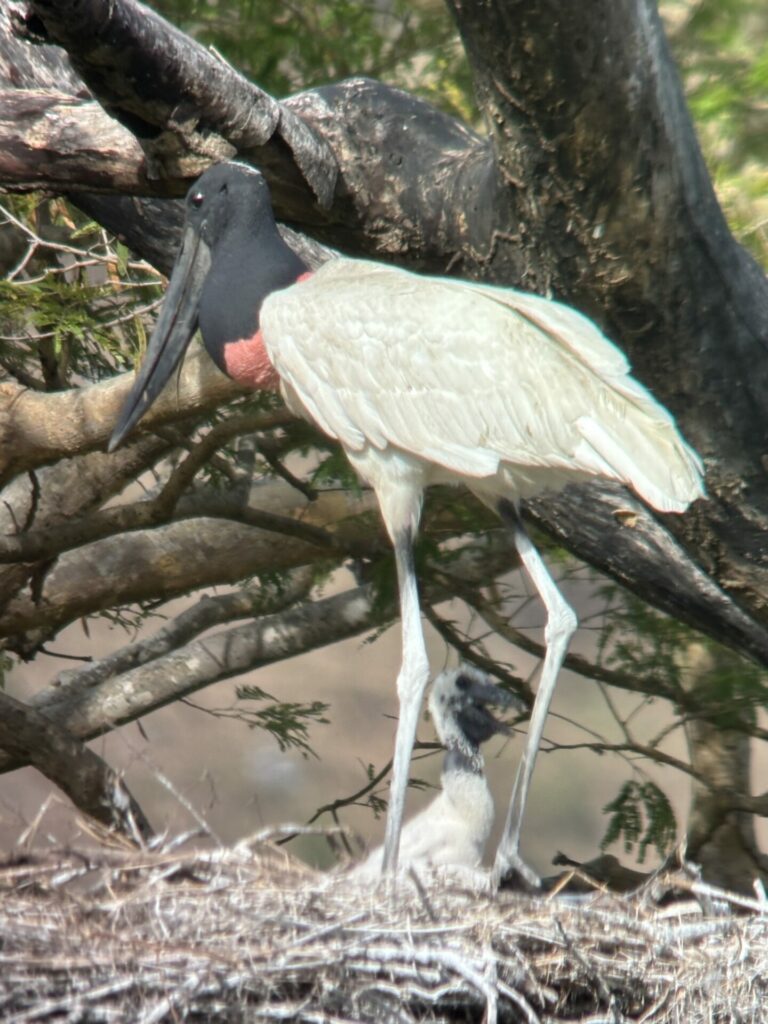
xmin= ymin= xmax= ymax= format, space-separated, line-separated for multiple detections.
xmin=0 ymin=689 xmax=153 ymax=839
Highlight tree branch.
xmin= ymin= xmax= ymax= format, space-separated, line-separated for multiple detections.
xmin=15 ymin=0 xmax=337 ymax=206
xmin=526 ymin=486 xmax=768 ymax=669
xmin=0 ymin=345 xmax=247 ymax=484
xmin=556 ymin=738 xmax=768 ymax=823
xmin=0 ymin=582 xmax=390 ymax=777
xmin=0 ymin=479 xmax=380 ymax=646
xmin=0 ymin=537 xmax=520 ymax=776
xmin=0 ymin=411 xmax=336 ymax=563
xmin=0 ymin=88 xmax=148 ymax=192
xmin=421 ymin=602 xmax=533 ymax=705
xmin=451 ymin=570 xmax=768 ymax=745
xmin=50 ymin=568 xmax=315 ymax=706
xmin=0 ymin=689 xmax=153 ymax=839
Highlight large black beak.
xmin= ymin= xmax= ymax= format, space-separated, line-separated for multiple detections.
xmin=108 ymin=225 xmax=212 ymax=451
xmin=455 ymin=672 xmax=522 ymax=747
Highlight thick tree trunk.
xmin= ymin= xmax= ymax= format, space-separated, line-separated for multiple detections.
xmin=682 ymin=643 xmax=768 ymax=891
xmin=445 ymin=0 xmax=768 ymax=612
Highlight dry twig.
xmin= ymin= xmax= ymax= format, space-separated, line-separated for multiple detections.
xmin=1 ymin=833 xmax=766 ymax=1022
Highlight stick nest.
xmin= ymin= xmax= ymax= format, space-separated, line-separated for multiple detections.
xmin=2 ymin=833 xmax=767 ymax=1023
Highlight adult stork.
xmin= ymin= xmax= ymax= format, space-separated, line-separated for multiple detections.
xmin=354 ymin=665 xmax=519 ymax=877
xmin=110 ymin=161 xmax=704 ymax=884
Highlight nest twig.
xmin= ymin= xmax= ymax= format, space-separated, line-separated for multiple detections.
xmin=1 ymin=831 xmax=767 ymax=1022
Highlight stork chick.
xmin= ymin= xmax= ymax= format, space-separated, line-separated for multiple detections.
xmin=354 ymin=666 xmax=518 ymax=876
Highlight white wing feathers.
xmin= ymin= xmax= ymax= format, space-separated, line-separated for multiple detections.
xmin=468 ymin=282 xmax=632 ymax=381
xmin=262 ymin=259 xmax=703 ymax=512
xmin=273 ymin=334 xmax=368 ymax=450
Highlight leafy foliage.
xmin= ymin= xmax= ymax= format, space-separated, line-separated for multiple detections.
xmin=663 ymin=0 xmax=768 ymax=264
xmin=596 ymin=588 xmax=690 ymax=700
xmin=153 ymin=0 xmax=477 ymax=122
xmin=602 ymin=779 xmax=678 ymax=862
xmin=233 ymin=684 xmax=330 ymax=756
xmin=596 ymin=583 xmax=768 ymax=723
xmin=0 ymin=195 xmax=162 ymax=389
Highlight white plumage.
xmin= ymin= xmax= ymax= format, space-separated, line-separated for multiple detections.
xmin=264 ymin=260 xmax=702 ymax=513
xmin=111 ymin=163 xmax=705 ymax=885
xmin=355 ymin=774 xmax=494 ymax=879
xmin=264 ymin=254 xmax=704 ymax=884
xmin=353 ymin=666 xmax=517 ymax=877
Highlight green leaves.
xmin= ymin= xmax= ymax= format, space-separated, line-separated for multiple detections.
xmin=153 ymin=0 xmax=475 ymax=121
xmin=0 ymin=195 xmax=163 ymax=389
xmin=665 ymin=0 xmax=768 ymax=263
xmin=235 ymin=683 xmax=330 ymax=756
xmin=602 ymin=779 xmax=677 ymax=862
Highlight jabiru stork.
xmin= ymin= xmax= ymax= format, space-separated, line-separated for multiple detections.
xmin=110 ymin=160 xmax=704 ymax=885
xmin=354 ymin=665 xmax=519 ymax=877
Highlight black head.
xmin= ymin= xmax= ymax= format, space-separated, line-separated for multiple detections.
xmin=428 ymin=665 xmax=520 ymax=753
xmin=182 ymin=162 xmax=278 ymax=252
xmin=108 ymin=162 xmax=294 ymax=452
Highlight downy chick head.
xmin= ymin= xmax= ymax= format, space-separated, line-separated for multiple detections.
xmin=428 ymin=665 xmax=520 ymax=759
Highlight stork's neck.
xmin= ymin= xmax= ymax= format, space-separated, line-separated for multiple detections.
xmin=198 ymin=219 xmax=308 ymax=383
xmin=440 ymin=748 xmax=493 ymax=838
xmin=443 ymin=745 xmax=484 ymax=778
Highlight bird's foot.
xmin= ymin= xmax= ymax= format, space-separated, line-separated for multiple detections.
xmin=492 ymin=848 xmax=541 ymax=893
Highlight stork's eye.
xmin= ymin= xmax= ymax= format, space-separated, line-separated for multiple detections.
xmin=190 ymin=192 xmax=204 ymax=208
xmin=454 ymin=673 xmax=471 ymax=691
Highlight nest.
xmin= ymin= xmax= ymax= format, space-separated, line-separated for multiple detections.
xmin=2 ymin=830 xmax=767 ymax=1023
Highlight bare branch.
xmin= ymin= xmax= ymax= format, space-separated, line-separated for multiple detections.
xmin=0 ymin=537 xmax=520 ymax=775
xmin=16 ymin=0 xmax=337 ymax=205
xmin=51 ymin=568 xmax=314 ymax=700
xmin=421 ymin=602 xmax=532 ymax=705
xmin=554 ymin=738 xmax=768 ymax=823
xmin=0 ymin=89 xmax=148 ymax=193
xmin=0 ymin=582 xmax=390 ymax=777
xmin=0 ymin=481 xmax=380 ymax=645
xmin=451 ymin=573 xmax=768 ymax=746
xmin=0 ymin=689 xmax=152 ymax=839
xmin=0 ymin=346 xmax=246 ymax=484
xmin=0 ymin=411 xmax=337 ymax=563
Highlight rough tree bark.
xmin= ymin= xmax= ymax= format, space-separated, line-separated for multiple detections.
xmin=0 ymin=689 xmax=153 ymax=839
xmin=683 ymin=643 xmax=768 ymax=886
xmin=1 ymin=0 xmax=767 ymax=880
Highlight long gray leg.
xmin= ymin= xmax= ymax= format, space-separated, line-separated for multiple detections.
xmin=494 ymin=501 xmax=577 ymax=887
xmin=381 ymin=529 xmax=430 ymax=872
